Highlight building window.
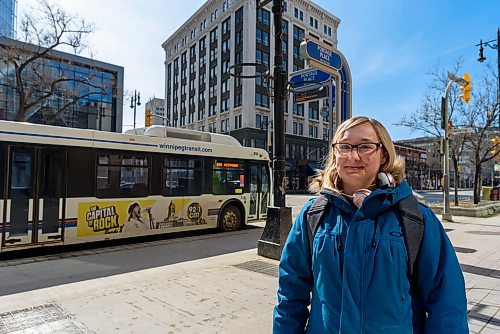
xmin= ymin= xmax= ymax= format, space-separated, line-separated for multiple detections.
xmin=256 ymin=93 xmax=269 ymax=108
xmin=235 ymin=30 xmax=243 ymax=45
xmin=293 ymin=122 xmax=304 ymax=135
xmin=198 ymin=106 xmax=205 ymax=120
xmin=234 ymin=93 xmax=242 ymax=108
xmin=222 ymin=18 xmax=231 ymax=34
xmin=309 ymin=125 xmax=318 ymax=138
xmin=235 ymin=7 xmax=244 ymax=24
xmin=210 ymin=27 xmax=218 ymax=44
xmin=234 ymin=114 xmax=242 ymax=129
xmin=211 ymin=9 xmax=218 ymax=22
xmin=293 ymin=25 xmax=305 ymax=41
xmin=256 ymin=28 xmax=269 ymax=46
xmin=222 ymin=39 xmax=230 ymax=53
xmin=309 ymin=102 xmax=319 ymax=120
xmin=210 ymin=47 xmax=218 ymax=62
xmin=256 ymin=114 xmax=269 ymax=129
xmin=221 ymin=79 xmax=229 ymax=93
xmin=293 ymin=103 xmax=304 ymax=116
xmin=199 ymin=36 xmax=206 ymax=51
xmin=209 ymin=85 xmax=217 ymax=98
xmin=256 ymin=50 xmax=269 ymax=66
xmin=257 ymin=8 xmax=270 ymax=25
xmin=209 ymin=103 xmax=217 ymax=117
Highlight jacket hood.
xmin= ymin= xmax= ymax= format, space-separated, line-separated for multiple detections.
xmin=359 ymin=180 xmax=413 ymax=219
xmin=320 ymin=180 xmax=414 ymax=219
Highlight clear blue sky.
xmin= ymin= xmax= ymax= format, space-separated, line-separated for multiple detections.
xmin=19 ymin=0 xmax=500 ymax=140
xmin=320 ymin=0 xmax=500 ymax=140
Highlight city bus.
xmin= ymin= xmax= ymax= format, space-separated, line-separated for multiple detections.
xmin=0 ymin=121 xmax=271 ymax=252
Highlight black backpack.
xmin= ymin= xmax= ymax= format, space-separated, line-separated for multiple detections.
xmin=306 ymin=192 xmax=424 ymax=279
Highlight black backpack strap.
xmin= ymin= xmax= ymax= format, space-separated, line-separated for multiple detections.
xmin=398 ymin=195 xmax=424 ymax=278
xmin=306 ymin=195 xmax=331 ymax=252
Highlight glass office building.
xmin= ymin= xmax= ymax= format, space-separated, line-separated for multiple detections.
xmin=0 ymin=0 xmax=16 ymax=38
xmin=0 ymin=37 xmax=124 ymax=132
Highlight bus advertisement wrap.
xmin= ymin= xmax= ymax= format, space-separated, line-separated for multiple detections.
xmin=77 ymin=199 xmax=209 ymax=237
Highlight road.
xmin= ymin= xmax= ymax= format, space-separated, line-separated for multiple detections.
xmin=0 ymin=226 xmax=264 ymax=297
xmin=416 ymin=189 xmax=473 ymax=203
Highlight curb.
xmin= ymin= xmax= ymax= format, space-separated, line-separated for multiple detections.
xmin=430 ymin=202 xmax=500 ymax=218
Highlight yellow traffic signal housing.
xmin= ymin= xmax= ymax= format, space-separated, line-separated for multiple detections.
xmin=492 ymin=136 xmax=500 ymax=157
xmin=145 ymin=110 xmax=152 ymax=127
xmin=459 ymin=73 xmax=471 ymax=104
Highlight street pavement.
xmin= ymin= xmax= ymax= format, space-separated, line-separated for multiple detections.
xmin=0 ymin=196 xmax=498 ymax=333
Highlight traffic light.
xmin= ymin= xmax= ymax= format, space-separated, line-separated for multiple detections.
xmin=458 ymin=73 xmax=471 ymax=104
xmin=145 ymin=110 xmax=152 ymax=127
xmin=492 ymin=136 xmax=500 ymax=157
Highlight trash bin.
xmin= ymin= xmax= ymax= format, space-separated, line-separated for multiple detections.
xmin=482 ymin=186 xmax=492 ymax=201
xmin=491 ymin=186 xmax=500 ymax=201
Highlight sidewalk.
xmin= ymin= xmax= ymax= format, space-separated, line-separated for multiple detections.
xmin=0 ymin=215 xmax=498 ymax=333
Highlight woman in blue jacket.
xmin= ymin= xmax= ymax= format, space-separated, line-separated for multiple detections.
xmin=273 ymin=117 xmax=468 ymax=333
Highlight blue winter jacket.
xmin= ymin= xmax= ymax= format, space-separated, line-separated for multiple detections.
xmin=273 ymin=181 xmax=468 ymax=333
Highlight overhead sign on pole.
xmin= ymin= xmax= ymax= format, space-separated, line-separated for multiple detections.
xmin=289 ymin=68 xmax=332 ymax=92
xmin=299 ymin=39 xmax=352 ymax=126
xmin=300 ymin=40 xmax=342 ymax=72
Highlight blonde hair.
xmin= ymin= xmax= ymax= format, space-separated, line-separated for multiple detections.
xmin=309 ymin=116 xmax=405 ymax=195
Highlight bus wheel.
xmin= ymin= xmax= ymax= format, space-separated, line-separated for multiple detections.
xmin=220 ymin=205 xmax=241 ymax=232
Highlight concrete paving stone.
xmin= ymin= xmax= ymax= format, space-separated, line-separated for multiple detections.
xmin=480 ymin=326 xmax=500 ymax=334
xmin=468 ymin=323 xmax=483 ymax=333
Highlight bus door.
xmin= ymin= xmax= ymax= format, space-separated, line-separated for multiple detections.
xmin=248 ymin=162 xmax=270 ymax=220
xmin=3 ymin=146 xmax=64 ymax=247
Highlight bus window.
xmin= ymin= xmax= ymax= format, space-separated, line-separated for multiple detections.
xmin=96 ymin=153 xmax=149 ymax=197
xmin=213 ymin=160 xmax=245 ymax=195
xmin=163 ymin=158 xmax=203 ymax=196
xmin=120 ymin=156 xmax=149 ymax=194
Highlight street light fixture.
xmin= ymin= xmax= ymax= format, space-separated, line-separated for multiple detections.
xmin=151 ymin=113 xmax=171 ymax=126
xmin=130 ymin=90 xmax=141 ymax=129
xmin=476 ymin=29 xmax=500 ymax=105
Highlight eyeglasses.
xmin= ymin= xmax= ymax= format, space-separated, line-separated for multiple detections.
xmin=333 ymin=142 xmax=383 ymax=157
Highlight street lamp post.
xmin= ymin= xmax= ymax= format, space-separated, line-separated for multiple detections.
xmin=477 ymin=28 xmax=500 ymax=125
xmin=256 ymin=0 xmax=292 ymax=260
xmin=130 ymin=90 xmax=141 ymax=129
xmin=441 ymin=73 xmax=469 ymax=222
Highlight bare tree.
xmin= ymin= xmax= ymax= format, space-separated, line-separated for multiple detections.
xmin=396 ymin=61 xmax=468 ymax=202
xmin=459 ymin=65 xmax=500 ymax=203
xmin=397 ymin=61 xmax=464 ymax=137
xmin=0 ymin=0 xmax=111 ymax=124
xmin=398 ymin=59 xmax=500 ymax=204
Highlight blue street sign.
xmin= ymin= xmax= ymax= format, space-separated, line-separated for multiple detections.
xmin=289 ymin=68 xmax=332 ymax=91
xmin=301 ymin=40 xmax=342 ymax=71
